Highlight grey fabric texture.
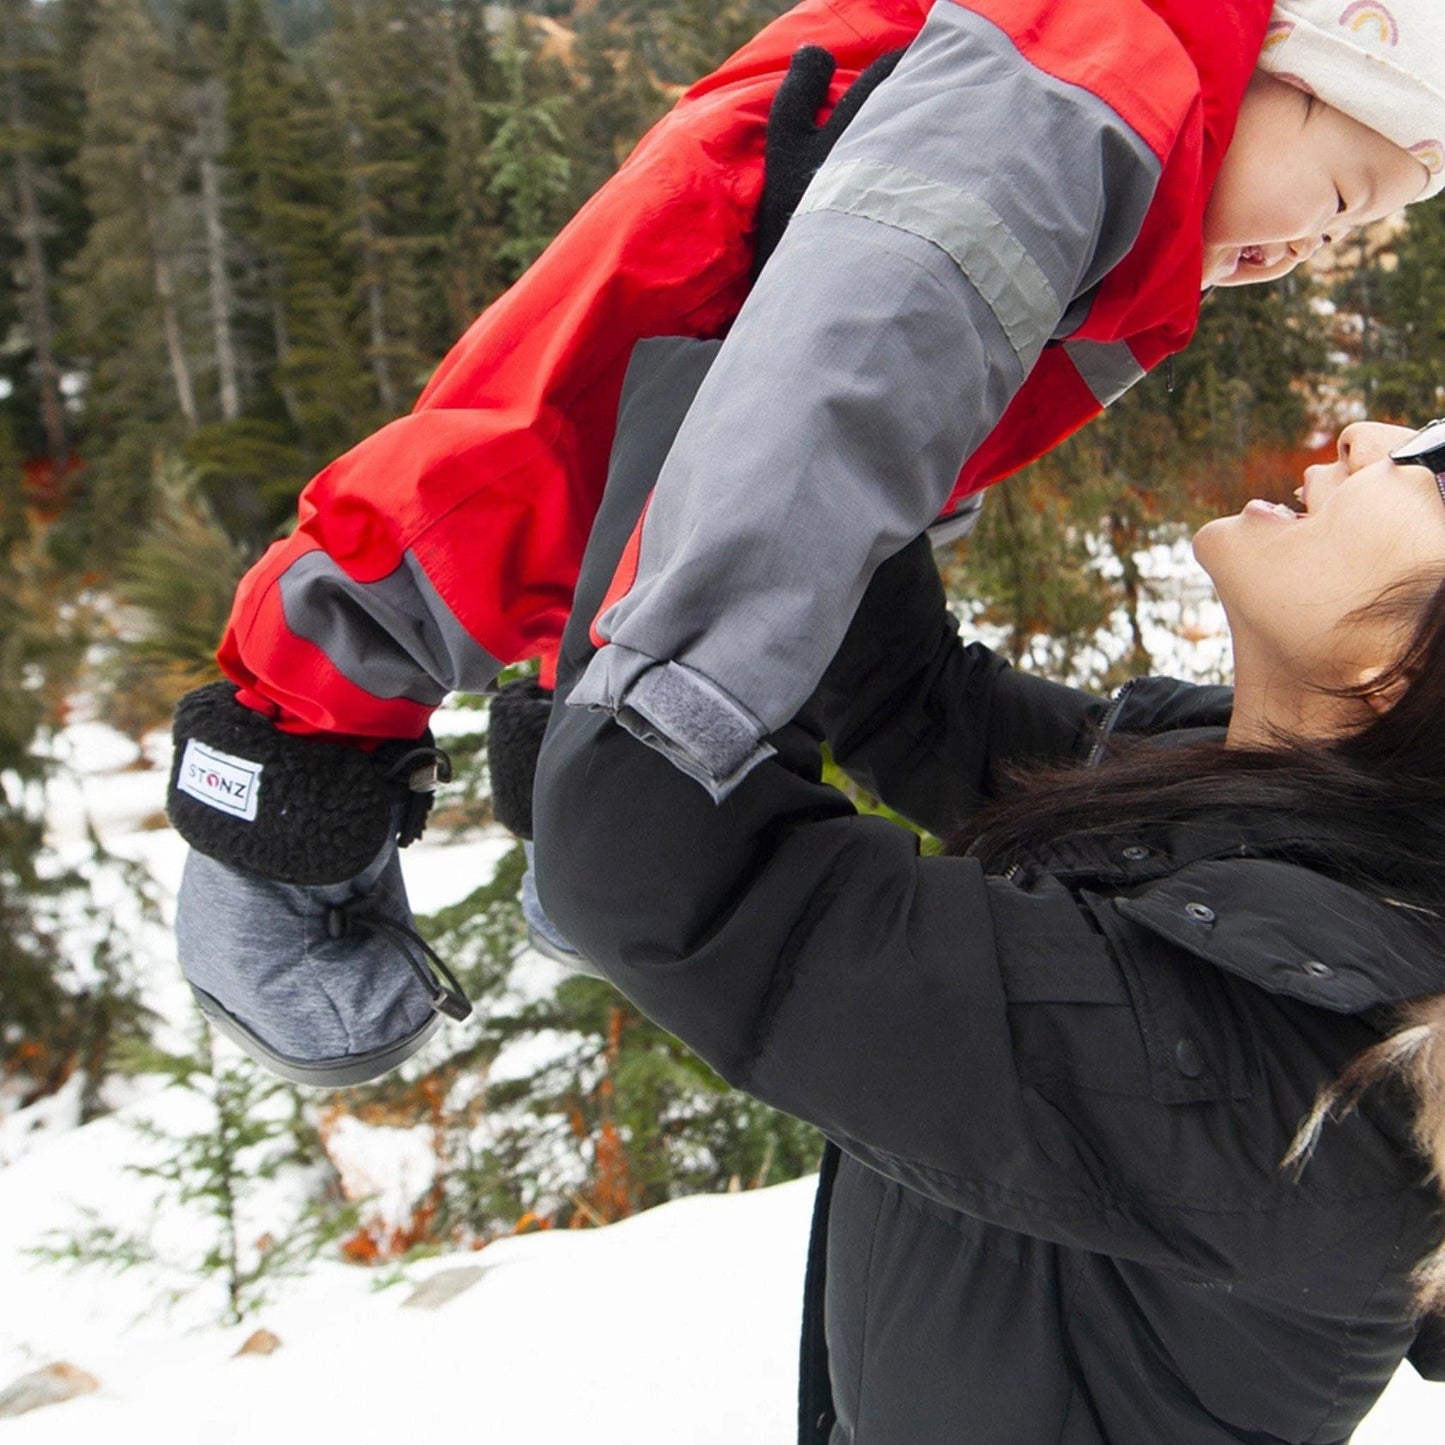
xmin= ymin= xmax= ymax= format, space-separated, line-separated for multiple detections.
xmin=568 ymin=0 xmax=1164 ymax=795
xmin=1064 ymin=337 xmax=1147 ymax=407
xmin=279 ymin=548 xmax=502 ymax=705
xmin=581 ymin=645 xmax=776 ymax=799
xmin=176 ymin=831 xmax=440 ymax=1080
xmin=520 ymin=839 xmax=604 ymax=977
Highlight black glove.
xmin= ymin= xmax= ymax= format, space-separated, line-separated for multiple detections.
xmin=487 ymin=677 xmax=554 ymax=841
xmin=752 ymin=44 xmax=905 ymax=279
xmin=168 ymin=682 xmax=470 ymax=1087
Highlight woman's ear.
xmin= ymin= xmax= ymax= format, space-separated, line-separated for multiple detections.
xmin=1354 ymin=663 xmax=1412 ymax=716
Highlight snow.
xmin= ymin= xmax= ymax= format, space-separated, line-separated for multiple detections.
xmin=0 ymin=1120 xmax=812 ymax=1443
xmin=3 ymin=640 xmax=1444 ymax=1439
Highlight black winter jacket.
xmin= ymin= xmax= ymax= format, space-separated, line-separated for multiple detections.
xmin=535 ymin=340 xmax=1445 ymax=1445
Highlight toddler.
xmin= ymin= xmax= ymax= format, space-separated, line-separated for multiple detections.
xmin=168 ymin=0 xmax=1445 ymax=1082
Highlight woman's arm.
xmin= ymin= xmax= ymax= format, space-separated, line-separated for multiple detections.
xmin=537 ymin=655 xmax=1391 ymax=1288
xmin=814 ymin=535 xmax=1233 ymax=837
xmin=813 ymin=535 xmax=1107 ymax=837
xmin=535 ymin=355 xmax=1327 ymax=1285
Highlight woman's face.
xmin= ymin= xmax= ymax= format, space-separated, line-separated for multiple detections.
xmin=1193 ymin=422 xmax=1445 ymax=695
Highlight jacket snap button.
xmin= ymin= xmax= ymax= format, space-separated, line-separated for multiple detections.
xmin=1122 ymin=845 xmax=1150 ymax=862
xmin=1301 ymin=960 xmax=1335 ymax=979
xmin=1184 ymin=902 xmax=1216 ymax=923
xmin=1175 ymin=1038 xmax=1206 ymax=1078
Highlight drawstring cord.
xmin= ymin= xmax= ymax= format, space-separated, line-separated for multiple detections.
xmin=325 ymin=895 xmax=473 ymax=1023
xmin=325 ymin=741 xmax=472 ymax=1021
xmin=384 ymin=741 xmax=454 ymax=852
xmin=382 ymin=745 xmax=454 ymax=791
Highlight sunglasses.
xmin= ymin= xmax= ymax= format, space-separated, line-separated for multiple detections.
xmin=1390 ymin=420 xmax=1445 ymax=506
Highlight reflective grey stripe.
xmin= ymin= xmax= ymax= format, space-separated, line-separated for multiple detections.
xmin=280 ymin=548 xmax=501 ymax=705
xmin=797 ymin=158 xmax=1058 ymax=367
xmin=1063 ymin=338 xmax=1147 ymax=408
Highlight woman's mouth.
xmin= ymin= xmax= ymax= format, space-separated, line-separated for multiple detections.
xmin=1243 ymin=498 xmax=1302 ymax=522
xmin=1238 ymin=245 xmax=1270 ymax=271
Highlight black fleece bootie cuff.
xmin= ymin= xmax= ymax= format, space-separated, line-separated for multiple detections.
xmin=167 ymin=682 xmax=449 ymax=886
xmin=487 ymin=677 xmax=554 ymax=840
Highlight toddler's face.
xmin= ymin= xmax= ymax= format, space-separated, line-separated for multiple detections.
xmin=1202 ymin=72 xmax=1428 ymax=289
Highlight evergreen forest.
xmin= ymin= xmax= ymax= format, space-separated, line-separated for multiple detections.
xmin=2 ymin=0 xmax=1443 ymax=1283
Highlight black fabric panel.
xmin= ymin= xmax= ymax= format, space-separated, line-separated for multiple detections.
xmin=557 ymin=337 xmax=722 ymax=692
xmin=797 ymin=1142 xmax=841 ymax=1445
xmin=1409 ymin=1313 xmax=1445 ymax=1382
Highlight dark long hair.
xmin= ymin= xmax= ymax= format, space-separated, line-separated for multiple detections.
xmin=949 ymin=569 xmax=1445 ymax=918
xmin=948 ymin=569 xmax=1445 ymax=1306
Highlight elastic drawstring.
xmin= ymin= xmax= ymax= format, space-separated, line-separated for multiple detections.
xmin=384 ymin=743 xmax=453 ymax=849
xmin=325 ymin=897 xmax=473 ymax=1022
xmin=382 ymin=745 xmax=454 ymax=791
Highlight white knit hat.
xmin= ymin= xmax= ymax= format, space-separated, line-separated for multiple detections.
xmin=1258 ymin=1 xmax=1445 ymax=200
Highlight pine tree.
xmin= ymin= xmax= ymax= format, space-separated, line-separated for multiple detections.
xmin=0 ymin=0 xmax=85 ymax=473
xmin=66 ymin=0 xmax=201 ymax=557
xmin=0 ymin=475 xmax=74 ymax=1086
xmin=1354 ymin=208 xmax=1445 ymax=422
xmin=602 ymin=0 xmax=788 ymax=85
xmin=179 ymin=0 xmax=243 ymax=423
xmin=0 ymin=421 xmax=133 ymax=1098
xmin=325 ymin=0 xmax=449 ymax=413
xmin=438 ymin=13 xmax=506 ymax=332
xmin=217 ymin=0 xmax=371 ymax=535
xmin=957 ymin=277 xmax=1328 ymax=685
xmin=105 ymin=459 xmax=243 ymax=734
xmin=566 ymin=8 xmax=663 ymax=205
xmin=480 ymin=20 xmax=573 ymax=283
xmin=32 ymin=1032 xmax=352 ymax=1325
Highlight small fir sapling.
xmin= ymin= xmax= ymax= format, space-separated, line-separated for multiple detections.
xmin=31 ymin=1029 xmax=355 ymax=1326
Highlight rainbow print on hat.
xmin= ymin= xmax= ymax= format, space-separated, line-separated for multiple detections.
xmin=1411 ymin=140 xmax=1445 ymax=179
xmin=1259 ymin=1 xmax=1445 ymax=199
xmin=1338 ymin=2 xmax=1399 ymax=46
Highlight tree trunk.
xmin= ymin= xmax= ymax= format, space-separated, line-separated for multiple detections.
xmin=198 ymin=82 xmax=240 ymax=421
xmin=4 ymin=69 xmax=66 ymax=465
xmin=346 ymin=123 xmax=398 ymax=414
xmin=265 ymin=257 xmax=301 ymax=428
xmin=139 ymin=148 xmax=199 ymax=429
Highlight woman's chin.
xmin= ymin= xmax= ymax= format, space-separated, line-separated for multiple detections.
xmin=1190 ymin=515 xmax=1246 ymax=615
xmin=1190 ymin=515 xmax=1229 ymax=572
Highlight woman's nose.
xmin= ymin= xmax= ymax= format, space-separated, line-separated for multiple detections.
xmin=1337 ymin=422 xmax=1403 ymax=473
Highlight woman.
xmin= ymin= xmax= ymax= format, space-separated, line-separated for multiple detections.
xmin=534 ymin=339 xmax=1445 ymax=1444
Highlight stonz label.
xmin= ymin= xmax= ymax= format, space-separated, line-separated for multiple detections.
xmin=177 ymin=739 xmax=263 ymax=822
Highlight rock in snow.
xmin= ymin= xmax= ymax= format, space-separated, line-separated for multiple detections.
xmin=400 ymin=1265 xmax=487 ymax=1310
xmin=233 ymin=1330 xmax=282 ymax=1358
xmin=0 ymin=1362 xmax=100 ymax=1420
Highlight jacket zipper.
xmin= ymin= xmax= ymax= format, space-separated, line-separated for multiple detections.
xmin=1001 ymin=681 xmax=1144 ymax=885
xmin=1085 ymin=677 xmax=1142 ymax=770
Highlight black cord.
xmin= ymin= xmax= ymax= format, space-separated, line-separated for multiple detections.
xmin=325 ymin=898 xmax=473 ymax=1022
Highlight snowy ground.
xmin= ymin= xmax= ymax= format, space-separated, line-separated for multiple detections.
xmin=3 ymin=550 xmax=1444 ymax=1439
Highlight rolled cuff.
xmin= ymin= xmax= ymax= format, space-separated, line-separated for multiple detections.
xmin=566 ymin=643 xmax=776 ymax=802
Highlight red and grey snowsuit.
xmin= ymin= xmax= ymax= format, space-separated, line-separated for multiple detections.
xmin=218 ymin=0 xmax=1272 ymax=784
